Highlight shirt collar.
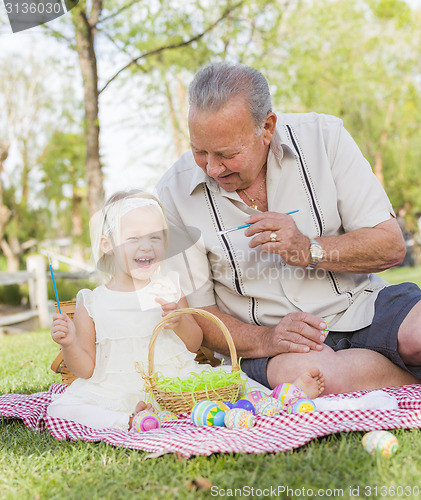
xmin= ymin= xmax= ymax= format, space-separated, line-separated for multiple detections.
xmin=188 ymin=117 xmax=298 ymax=195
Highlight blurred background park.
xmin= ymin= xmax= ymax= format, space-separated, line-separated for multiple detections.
xmin=1 ymin=0 xmax=421 ymax=332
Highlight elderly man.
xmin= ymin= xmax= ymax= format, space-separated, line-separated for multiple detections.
xmin=156 ymin=62 xmax=421 ymax=394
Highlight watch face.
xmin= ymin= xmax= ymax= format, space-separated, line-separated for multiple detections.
xmin=310 ymin=243 xmax=324 ymax=260
xmin=312 ymin=246 xmax=324 ymax=259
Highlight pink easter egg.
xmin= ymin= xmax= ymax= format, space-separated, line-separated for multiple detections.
xmin=244 ymin=390 xmax=266 ymax=406
xmin=132 ymin=411 xmax=160 ymax=432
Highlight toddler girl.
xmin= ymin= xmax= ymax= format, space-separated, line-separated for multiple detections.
xmin=47 ymin=190 xmax=324 ymax=430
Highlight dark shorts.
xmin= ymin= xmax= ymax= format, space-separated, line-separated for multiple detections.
xmin=240 ymin=282 xmax=421 ymax=389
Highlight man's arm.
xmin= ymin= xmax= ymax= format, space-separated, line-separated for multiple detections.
xmin=311 ymin=218 xmax=405 ymax=273
xmin=246 ymin=215 xmax=406 ymax=273
xmin=196 ymin=304 xmax=327 ymax=358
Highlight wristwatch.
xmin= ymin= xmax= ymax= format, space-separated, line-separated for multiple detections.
xmin=306 ymin=239 xmax=325 ymax=269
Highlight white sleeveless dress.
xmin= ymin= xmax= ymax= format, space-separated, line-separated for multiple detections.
xmin=47 ymin=272 xmax=209 ymax=429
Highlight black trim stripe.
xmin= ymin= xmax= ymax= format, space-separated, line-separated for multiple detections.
xmin=205 ymin=185 xmax=244 ymax=296
xmin=286 ymin=124 xmax=323 ymax=237
xmin=251 ymin=297 xmax=260 ymax=326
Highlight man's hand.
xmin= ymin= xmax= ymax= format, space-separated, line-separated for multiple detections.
xmin=244 ymin=212 xmax=310 ymax=267
xmin=262 ymin=312 xmax=327 ymax=356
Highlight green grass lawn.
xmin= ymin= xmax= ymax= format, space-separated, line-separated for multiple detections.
xmin=377 ymin=265 xmax=421 ymax=288
xmin=1 ymin=271 xmax=421 ymax=499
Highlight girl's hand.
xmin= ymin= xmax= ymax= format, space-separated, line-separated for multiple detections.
xmin=51 ymin=313 xmax=76 ymax=347
xmin=155 ymin=298 xmax=181 ymax=330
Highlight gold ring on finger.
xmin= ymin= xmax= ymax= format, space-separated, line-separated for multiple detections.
xmin=270 ymin=231 xmax=277 ymax=242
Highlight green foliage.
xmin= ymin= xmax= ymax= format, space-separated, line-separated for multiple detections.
xmin=0 ymin=285 xmax=23 ymax=306
xmin=39 ymin=130 xmax=89 ymax=245
xmin=47 ymin=277 xmax=96 ymax=302
xmin=241 ymin=0 xmax=421 ymax=217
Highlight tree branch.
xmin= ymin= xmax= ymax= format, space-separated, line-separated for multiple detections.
xmin=41 ymin=24 xmax=74 ymax=46
xmin=99 ymin=1 xmax=243 ymax=95
xmin=89 ymin=0 xmax=103 ymax=29
xmin=100 ymin=0 xmax=143 ymax=24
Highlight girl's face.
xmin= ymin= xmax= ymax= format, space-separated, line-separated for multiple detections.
xmin=109 ymin=206 xmax=166 ymax=288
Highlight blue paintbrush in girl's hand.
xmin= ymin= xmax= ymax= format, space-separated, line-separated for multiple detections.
xmin=48 ymin=252 xmax=61 ymax=313
xmin=217 ymin=210 xmax=299 ymax=236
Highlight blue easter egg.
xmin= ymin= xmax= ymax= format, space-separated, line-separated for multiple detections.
xmin=191 ymin=400 xmax=225 ymax=426
xmin=222 ymin=401 xmax=235 ymax=409
xmin=233 ymin=399 xmax=256 ymax=414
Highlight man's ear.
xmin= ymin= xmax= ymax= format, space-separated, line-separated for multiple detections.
xmin=100 ymin=236 xmax=113 ymax=255
xmin=262 ymin=112 xmax=277 ymax=146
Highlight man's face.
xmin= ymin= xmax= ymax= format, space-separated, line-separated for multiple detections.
xmin=188 ymin=97 xmax=276 ymax=192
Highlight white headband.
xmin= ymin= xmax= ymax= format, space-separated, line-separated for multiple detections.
xmin=104 ymin=198 xmax=164 ymax=236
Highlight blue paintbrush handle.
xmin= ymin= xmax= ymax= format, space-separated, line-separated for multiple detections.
xmin=218 ymin=210 xmax=299 ymax=235
xmin=49 ymin=263 xmax=61 ymax=313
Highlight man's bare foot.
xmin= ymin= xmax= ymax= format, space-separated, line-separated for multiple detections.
xmin=293 ymin=367 xmax=325 ymax=399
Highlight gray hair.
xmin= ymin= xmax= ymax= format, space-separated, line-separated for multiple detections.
xmin=188 ymin=62 xmax=272 ymax=129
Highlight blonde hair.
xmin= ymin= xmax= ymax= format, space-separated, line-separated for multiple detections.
xmin=90 ymin=190 xmax=168 ymax=283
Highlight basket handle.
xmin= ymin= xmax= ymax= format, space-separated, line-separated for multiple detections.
xmin=147 ymin=307 xmax=239 ymax=388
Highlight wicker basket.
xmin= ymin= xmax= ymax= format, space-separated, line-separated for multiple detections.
xmin=142 ymin=307 xmax=241 ymax=413
xmin=50 ymin=301 xmax=221 ymax=385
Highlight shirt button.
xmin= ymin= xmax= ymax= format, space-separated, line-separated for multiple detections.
xmin=293 ymin=297 xmax=300 ymax=302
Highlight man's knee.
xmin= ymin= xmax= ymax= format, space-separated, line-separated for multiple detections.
xmin=398 ymin=300 xmax=421 ymax=365
xmin=266 ymin=346 xmax=337 ymax=390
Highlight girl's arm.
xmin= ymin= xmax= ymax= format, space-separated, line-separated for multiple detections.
xmin=156 ymin=296 xmax=203 ymax=353
xmin=51 ymin=301 xmax=96 ymax=379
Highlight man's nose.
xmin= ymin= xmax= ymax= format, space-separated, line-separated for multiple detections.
xmin=206 ymin=156 xmax=225 ymax=177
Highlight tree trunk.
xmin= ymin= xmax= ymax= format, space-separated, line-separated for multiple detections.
xmin=0 ymin=142 xmax=11 ymax=241
xmin=72 ymin=4 xmax=104 ymax=218
xmin=0 ymin=239 xmax=19 ymax=272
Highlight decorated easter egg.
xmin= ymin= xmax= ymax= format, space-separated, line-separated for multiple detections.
xmin=191 ymin=401 xmax=226 ymax=427
xmin=254 ymin=396 xmax=282 ymax=416
xmin=272 ymin=383 xmax=307 ymax=408
xmin=224 ymin=408 xmax=255 ymax=429
xmin=321 ymin=321 xmax=330 ymax=340
xmin=215 ymin=400 xmax=232 ymax=411
xmin=362 ymin=430 xmax=399 ymax=457
xmin=132 ymin=411 xmax=160 ymax=432
xmin=222 ymin=401 xmax=235 ymax=409
xmin=233 ymin=399 xmax=256 ymax=414
xmin=158 ymin=410 xmax=178 ymax=423
xmin=287 ymin=398 xmax=316 ymax=414
xmin=244 ymin=390 xmax=267 ymax=406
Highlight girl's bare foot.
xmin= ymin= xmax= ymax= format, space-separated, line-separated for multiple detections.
xmin=293 ymin=367 xmax=325 ymax=399
xmin=129 ymin=401 xmax=154 ymax=429
xmin=135 ymin=401 xmax=153 ymax=413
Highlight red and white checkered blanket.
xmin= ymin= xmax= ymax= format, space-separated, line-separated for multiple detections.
xmin=1 ymin=384 xmax=421 ymax=458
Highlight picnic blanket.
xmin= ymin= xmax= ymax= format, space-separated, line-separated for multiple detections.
xmin=1 ymin=383 xmax=421 ymax=458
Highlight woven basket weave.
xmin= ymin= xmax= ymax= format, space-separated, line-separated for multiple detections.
xmin=50 ymin=301 xmax=220 ymax=385
xmin=142 ymin=307 xmax=241 ymax=413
